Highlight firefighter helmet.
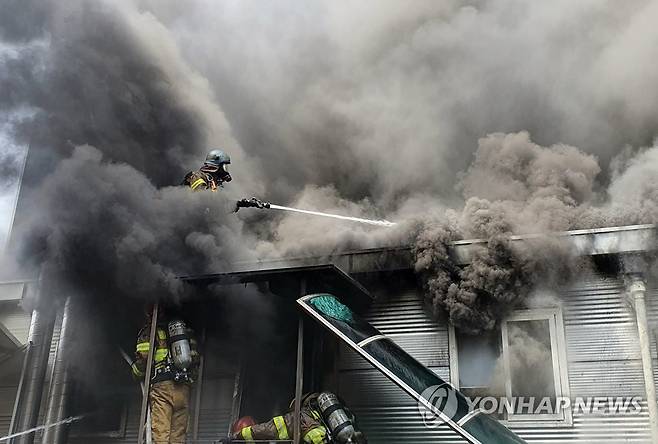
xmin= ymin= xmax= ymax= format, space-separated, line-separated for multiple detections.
xmin=289 ymin=392 xmax=320 ymax=410
xmin=232 ymin=416 xmax=256 ymax=434
xmin=202 ymin=149 xmax=232 ymax=182
xmin=204 ymin=149 xmax=231 ymax=167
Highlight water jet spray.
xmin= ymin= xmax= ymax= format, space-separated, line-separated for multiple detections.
xmin=235 ymin=197 xmax=396 ymax=227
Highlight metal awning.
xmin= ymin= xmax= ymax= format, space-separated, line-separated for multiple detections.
xmin=180 ymin=264 xmax=374 ymax=312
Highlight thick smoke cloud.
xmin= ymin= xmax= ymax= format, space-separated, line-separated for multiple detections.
xmin=413 ymin=132 xmax=653 ymax=333
xmin=608 ymin=146 xmax=658 ymax=225
xmin=20 ymin=145 xmax=249 ymax=304
xmin=2 ymin=0 xmax=658 ymax=336
xmin=144 ymin=0 xmax=658 ymax=208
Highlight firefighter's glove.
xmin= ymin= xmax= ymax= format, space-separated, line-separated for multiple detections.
xmin=130 ymin=361 xmax=144 ymax=380
xmin=234 ymin=197 xmax=270 ymax=212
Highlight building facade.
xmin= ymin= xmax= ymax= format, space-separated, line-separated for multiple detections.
xmin=0 ymin=224 xmax=656 ymax=443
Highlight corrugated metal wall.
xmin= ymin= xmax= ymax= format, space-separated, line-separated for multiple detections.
xmin=513 ymin=277 xmax=650 ymax=443
xmin=337 ymin=288 xmax=462 ymax=443
xmin=0 ymin=386 xmax=18 ymax=437
xmin=0 ymin=301 xmax=31 ymax=439
xmin=337 ymin=276 xmax=653 ymax=443
xmin=0 ymin=301 xmax=31 ymax=346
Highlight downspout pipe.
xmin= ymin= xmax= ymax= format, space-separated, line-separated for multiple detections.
xmin=42 ymin=297 xmax=73 ymax=444
xmin=9 ymin=305 xmax=56 ymax=444
xmin=628 ymin=275 xmax=658 ymax=442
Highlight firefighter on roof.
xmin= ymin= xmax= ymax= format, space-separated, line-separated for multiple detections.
xmin=183 ymin=149 xmax=270 ymax=212
xmin=182 ymin=149 xmax=233 ymax=191
xmin=132 ymin=305 xmax=199 ymax=444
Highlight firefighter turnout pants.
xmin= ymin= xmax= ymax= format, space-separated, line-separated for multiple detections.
xmin=150 ymin=380 xmax=191 ymax=444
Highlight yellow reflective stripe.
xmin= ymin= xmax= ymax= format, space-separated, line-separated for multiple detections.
xmin=273 ymin=416 xmax=289 ymax=439
xmin=303 ymin=426 xmax=327 ymax=444
xmin=311 ymin=410 xmax=321 ymax=420
xmin=136 ymin=343 xmax=150 ymax=352
xmin=157 ymin=329 xmax=167 ymax=340
xmin=154 ymin=348 xmax=168 ymax=363
xmin=241 ymin=426 xmax=254 ymax=442
xmin=190 ymin=178 xmax=206 ymax=190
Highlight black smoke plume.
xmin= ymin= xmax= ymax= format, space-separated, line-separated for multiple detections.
xmin=414 ymin=132 xmax=657 ymax=333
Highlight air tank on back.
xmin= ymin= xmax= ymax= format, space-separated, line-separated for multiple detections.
xmin=167 ymin=319 xmax=192 ymax=371
xmin=317 ymin=392 xmax=358 ymax=443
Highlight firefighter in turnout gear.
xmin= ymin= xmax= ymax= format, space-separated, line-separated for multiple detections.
xmin=184 ymin=149 xmax=271 ymax=212
xmin=230 ymin=393 xmax=328 ymax=444
xmin=133 ymin=305 xmax=199 ymax=444
xmin=227 ymin=392 xmax=366 ymax=444
xmin=182 ymin=149 xmax=233 ymax=191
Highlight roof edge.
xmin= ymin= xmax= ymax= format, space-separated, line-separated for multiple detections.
xmin=229 ymin=224 xmax=657 ymax=273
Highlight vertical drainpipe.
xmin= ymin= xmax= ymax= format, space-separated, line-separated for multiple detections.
xmin=9 ymin=305 xmax=56 ymax=444
xmin=42 ymin=297 xmax=73 ymax=444
xmin=628 ymin=274 xmax=658 ymax=442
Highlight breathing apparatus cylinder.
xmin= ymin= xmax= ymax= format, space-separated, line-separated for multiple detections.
xmin=317 ymin=392 xmax=358 ymax=444
xmin=167 ymin=319 xmax=193 ymax=372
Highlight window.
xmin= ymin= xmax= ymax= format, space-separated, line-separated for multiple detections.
xmin=449 ymin=308 xmax=572 ymax=425
xmin=67 ymin=379 xmax=128 ymax=437
xmin=67 ymin=352 xmax=130 ymax=438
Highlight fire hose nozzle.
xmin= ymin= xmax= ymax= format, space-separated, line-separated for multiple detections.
xmin=234 ymin=197 xmax=271 ymax=212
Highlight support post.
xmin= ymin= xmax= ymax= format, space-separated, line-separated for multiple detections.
xmin=192 ymin=327 xmax=206 ymax=441
xmin=137 ymin=304 xmax=159 ymax=444
xmin=228 ymin=358 xmax=244 ymax=438
xmin=293 ymin=278 xmax=307 ymax=444
xmin=42 ymin=297 xmax=73 ymax=444
xmin=628 ymin=275 xmax=658 ymax=442
xmin=9 ymin=303 xmax=55 ymax=444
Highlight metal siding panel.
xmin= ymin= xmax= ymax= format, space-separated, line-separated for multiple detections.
xmin=348 ymin=406 xmax=465 ymax=444
xmin=197 ymin=376 xmax=235 ymax=441
xmin=562 ymin=279 xmax=632 ymax=326
xmin=541 ymin=276 xmax=649 ymax=442
xmin=0 ymin=303 xmax=31 ymax=345
xmin=349 ymin=407 xmax=650 ymax=443
xmin=0 ymin=386 xmax=18 ymax=437
xmin=568 ymin=360 xmax=645 ymax=397
xmin=0 ymin=283 xmax=24 ymax=302
xmin=364 ymin=292 xmax=442 ymax=335
xmin=337 ymin=276 xmax=653 ymax=443
xmin=339 ymin=367 xmax=450 ymax=407
xmin=337 ymin=287 xmax=464 ymax=443
xmin=565 ymin=324 xmax=640 ymax=361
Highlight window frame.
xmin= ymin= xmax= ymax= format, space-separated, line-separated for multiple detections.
xmin=449 ymin=307 xmax=572 ymax=427
xmin=66 ymin=385 xmax=129 ymax=439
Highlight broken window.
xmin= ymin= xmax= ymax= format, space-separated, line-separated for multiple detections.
xmin=451 ymin=308 xmax=571 ymax=424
